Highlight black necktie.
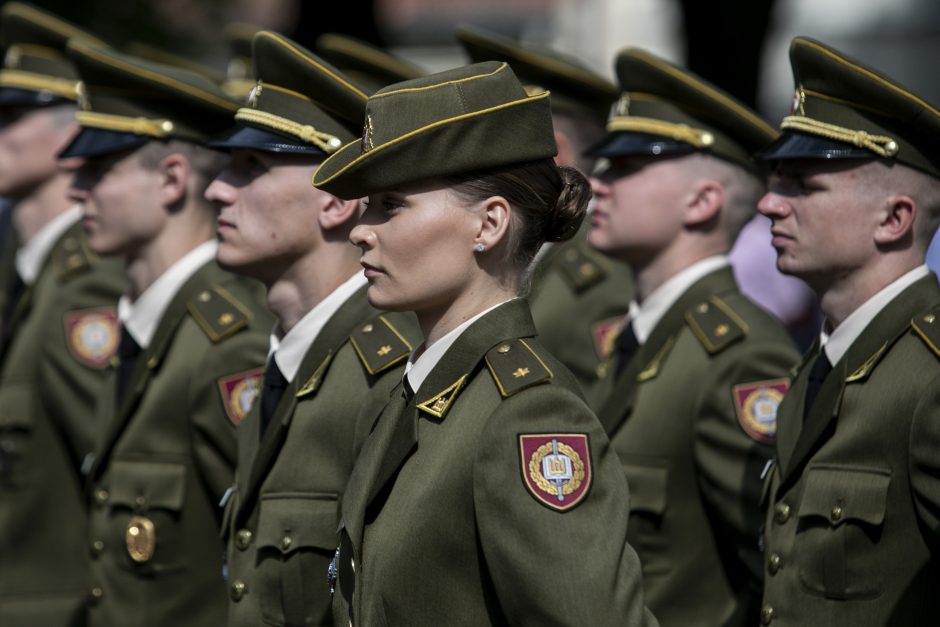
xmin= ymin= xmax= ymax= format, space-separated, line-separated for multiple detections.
xmin=402 ymin=374 xmax=415 ymax=404
xmin=613 ymin=321 xmax=640 ymax=378
xmin=115 ymin=325 xmax=141 ymax=408
xmin=260 ymin=357 xmax=288 ymax=436
xmin=803 ymin=349 xmax=833 ymax=419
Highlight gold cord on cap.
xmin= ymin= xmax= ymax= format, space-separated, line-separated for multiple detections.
xmin=781 ymin=115 xmax=899 ymax=158
xmin=607 ymin=115 xmax=715 ymax=148
xmin=235 ymin=108 xmax=343 ymax=153
xmin=76 ymin=111 xmax=175 ymax=138
xmin=0 ymin=69 xmax=80 ymax=100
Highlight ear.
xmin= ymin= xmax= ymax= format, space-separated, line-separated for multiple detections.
xmin=318 ymin=195 xmax=360 ymax=231
xmin=157 ymin=153 xmax=189 ymax=207
xmin=554 ymin=130 xmax=575 ymax=170
xmin=873 ymin=194 xmax=916 ymax=245
xmin=474 ymin=195 xmax=512 ymax=251
xmin=682 ymin=178 xmax=724 ymax=227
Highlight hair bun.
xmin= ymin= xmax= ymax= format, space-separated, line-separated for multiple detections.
xmin=544 ymin=166 xmax=591 ymax=242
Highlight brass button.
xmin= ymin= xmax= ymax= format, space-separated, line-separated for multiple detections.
xmin=230 ymin=580 xmax=247 ymax=602
xmin=497 ymin=344 xmax=511 ymax=354
xmin=198 ymin=291 xmax=211 ymax=302
xmin=831 ymin=505 xmax=844 ymax=522
xmin=90 ymin=587 xmax=104 ymax=601
xmin=759 ymin=605 xmax=774 ymax=624
xmin=281 ymin=535 xmax=292 ymax=550
xmin=90 ymin=540 xmax=104 ymax=557
xmin=134 ymin=495 xmax=147 ymax=508
xmin=235 ymin=529 xmax=252 ymax=550
xmin=94 ymin=489 xmax=109 ymax=506
xmin=774 ymin=502 xmax=791 ymax=524
xmin=767 ymin=552 xmax=781 ymax=575
xmin=362 ymin=323 xmax=373 ymax=333
xmin=351 ymin=557 xmax=356 ymax=573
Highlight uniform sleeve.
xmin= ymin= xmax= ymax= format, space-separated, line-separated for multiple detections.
xmin=473 ymin=384 xmax=657 ymax=627
xmin=909 ymin=371 xmax=940 ymax=549
xmin=188 ymin=329 xmax=268 ymax=507
xmin=693 ymin=339 xmax=798 ymax=597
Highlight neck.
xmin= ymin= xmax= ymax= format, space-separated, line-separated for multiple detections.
xmin=815 ymin=257 xmax=921 ymax=329
xmin=631 ymin=238 xmax=724 ymax=303
xmin=266 ymin=243 xmax=361 ymax=334
xmin=11 ymin=174 xmax=74 ymax=244
xmin=125 ymin=212 xmax=214 ymax=300
xmin=417 ymin=276 xmax=515 ymax=348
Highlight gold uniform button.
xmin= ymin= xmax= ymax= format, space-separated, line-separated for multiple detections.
xmin=90 ymin=587 xmax=104 ymax=602
xmin=134 ymin=495 xmax=147 ymax=508
xmin=767 ymin=552 xmax=782 ymax=575
xmin=831 ymin=505 xmax=844 ymax=522
xmin=90 ymin=540 xmax=105 ymax=557
xmin=497 ymin=344 xmax=511 ymax=354
xmin=230 ymin=580 xmax=247 ymax=602
xmin=759 ymin=605 xmax=775 ymax=625
xmin=351 ymin=557 xmax=356 ymax=573
xmin=774 ymin=502 xmax=791 ymax=524
xmin=94 ymin=489 xmax=109 ymax=506
xmin=281 ymin=535 xmax=292 ymax=550
xmin=235 ymin=529 xmax=252 ymax=550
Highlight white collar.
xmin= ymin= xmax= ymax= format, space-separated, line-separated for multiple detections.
xmin=118 ymin=240 xmax=218 ymax=349
xmin=404 ymin=298 xmax=515 ymax=393
xmin=820 ymin=264 xmax=930 ymax=365
xmin=630 ymin=256 xmax=729 ymax=344
xmin=268 ymin=272 xmax=367 ymax=383
xmin=15 ymin=205 xmax=82 ymax=285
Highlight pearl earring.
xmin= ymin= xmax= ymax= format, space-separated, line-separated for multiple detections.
xmin=474 ymin=243 xmax=486 ymax=253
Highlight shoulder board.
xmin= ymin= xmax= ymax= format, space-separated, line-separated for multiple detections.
xmin=911 ymin=307 xmax=940 ymax=359
xmin=557 ymin=245 xmax=607 ymax=293
xmin=684 ymin=296 xmax=748 ymax=354
xmin=349 ymin=314 xmax=412 ymax=376
xmin=187 ymin=285 xmax=252 ymax=343
xmin=54 ymin=235 xmax=94 ymax=280
xmin=484 ymin=338 xmax=553 ymax=398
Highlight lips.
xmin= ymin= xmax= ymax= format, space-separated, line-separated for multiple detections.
xmin=360 ymin=261 xmax=385 ymax=279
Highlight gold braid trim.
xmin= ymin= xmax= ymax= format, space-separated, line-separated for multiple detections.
xmin=607 ymin=115 xmax=714 ymax=148
xmin=235 ymin=108 xmax=342 ymax=153
xmin=781 ymin=115 xmax=899 ymax=158
xmin=76 ymin=111 xmax=174 ymax=137
xmin=0 ymin=70 xmax=80 ymax=99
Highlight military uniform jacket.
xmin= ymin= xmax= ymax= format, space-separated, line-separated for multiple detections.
xmin=223 ymin=286 xmax=419 ymax=627
xmin=528 ymin=233 xmax=633 ymax=403
xmin=0 ymin=223 xmax=124 ymax=627
xmin=595 ymin=267 xmax=798 ymax=627
xmin=85 ymin=260 xmax=272 ymax=627
xmin=332 ymin=298 xmax=657 ymax=627
xmin=761 ymin=274 xmax=940 ymax=626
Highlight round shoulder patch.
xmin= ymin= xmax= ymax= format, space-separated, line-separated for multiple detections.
xmin=519 ymin=433 xmax=592 ymax=512
xmin=732 ymin=378 xmax=790 ymax=443
xmin=64 ymin=307 xmax=119 ymax=369
xmin=217 ymin=367 xmax=265 ymax=425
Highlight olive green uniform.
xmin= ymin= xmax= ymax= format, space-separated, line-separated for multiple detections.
xmin=760 ymin=275 xmax=940 ymax=626
xmin=224 ymin=288 xmax=419 ymax=627
xmin=85 ymin=261 xmax=271 ymax=627
xmin=332 ymin=299 xmax=656 ymax=627
xmin=528 ymin=234 xmax=633 ymax=404
xmin=595 ymin=267 xmax=798 ymax=626
xmin=0 ymin=223 xmax=124 ymax=626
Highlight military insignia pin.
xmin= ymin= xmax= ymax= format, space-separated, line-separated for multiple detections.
xmin=64 ymin=308 xmax=119 ymax=369
xmin=519 ymin=434 xmax=592 ymax=512
xmin=217 ymin=367 xmax=265 ymax=425
xmin=732 ymin=378 xmax=790 ymax=443
xmin=126 ymin=515 xmax=156 ymax=562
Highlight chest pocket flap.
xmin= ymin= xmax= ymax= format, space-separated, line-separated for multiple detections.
xmin=257 ymin=494 xmax=339 ymax=554
xmin=108 ymin=460 xmax=187 ymax=511
xmin=799 ymin=465 xmax=891 ymax=527
xmin=623 ymin=462 xmax=669 ymax=516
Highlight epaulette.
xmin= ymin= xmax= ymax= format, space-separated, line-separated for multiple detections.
xmin=911 ymin=307 xmax=940 ymax=359
xmin=349 ymin=314 xmax=412 ymax=376
xmin=484 ymin=338 xmax=553 ymax=398
xmin=187 ymin=285 xmax=252 ymax=343
xmin=557 ymin=245 xmax=607 ymax=293
xmin=685 ymin=296 xmax=748 ymax=354
xmin=54 ymin=235 xmax=93 ymax=280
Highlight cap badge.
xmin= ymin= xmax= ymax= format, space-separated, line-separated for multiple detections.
xmin=3 ymin=45 xmax=21 ymax=69
xmin=247 ymin=80 xmax=263 ymax=108
xmin=790 ymin=87 xmax=806 ymax=116
xmin=519 ymin=434 xmax=592 ymax=512
xmin=614 ymin=93 xmax=630 ymax=117
xmin=361 ymin=113 xmax=375 ymax=153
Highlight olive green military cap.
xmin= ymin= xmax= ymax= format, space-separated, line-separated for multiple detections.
xmin=315 ymin=33 xmax=424 ymax=93
xmin=455 ymin=24 xmax=617 ymax=123
xmin=210 ymin=30 xmax=369 ymax=156
xmin=124 ymin=41 xmax=227 ymax=84
xmin=589 ymin=47 xmax=776 ymax=172
xmin=60 ymin=41 xmax=238 ymax=158
xmin=222 ymin=23 xmax=259 ymax=99
xmin=758 ymin=37 xmax=940 ymax=179
xmin=312 ymin=61 xmax=557 ymax=200
xmin=0 ymin=2 xmax=106 ymax=106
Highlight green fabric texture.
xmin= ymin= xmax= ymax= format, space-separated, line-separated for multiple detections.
xmin=312 ymin=61 xmax=557 ymax=199
xmin=315 ymin=32 xmax=424 ymax=94
xmin=456 ymin=23 xmax=618 ymax=122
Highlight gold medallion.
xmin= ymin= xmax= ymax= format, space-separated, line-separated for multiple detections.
xmin=126 ymin=515 xmax=156 ymax=563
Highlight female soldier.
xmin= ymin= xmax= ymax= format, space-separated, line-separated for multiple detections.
xmin=313 ymin=61 xmax=656 ymax=627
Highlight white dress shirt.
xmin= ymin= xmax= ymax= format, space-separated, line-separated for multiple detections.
xmin=15 ymin=205 xmax=82 ymax=285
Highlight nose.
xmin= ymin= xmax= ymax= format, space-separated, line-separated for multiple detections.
xmin=589 ymin=176 xmax=609 ymax=198
xmin=757 ymin=190 xmax=788 ymax=219
xmin=205 ymin=176 xmax=235 ymax=207
xmin=349 ymin=224 xmax=375 ymax=250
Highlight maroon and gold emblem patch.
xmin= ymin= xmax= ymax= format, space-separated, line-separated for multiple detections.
xmin=217 ymin=367 xmax=264 ymax=425
xmin=64 ymin=308 xmax=119 ymax=369
xmin=519 ymin=434 xmax=592 ymax=512
xmin=732 ymin=378 xmax=790 ymax=443
xmin=591 ymin=316 xmax=624 ymax=360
